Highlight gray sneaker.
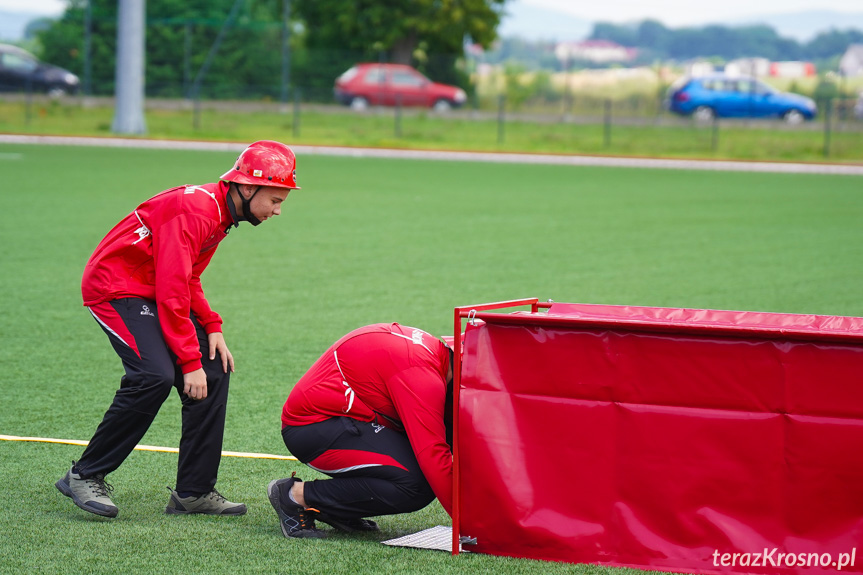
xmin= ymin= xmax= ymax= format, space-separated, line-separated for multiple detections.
xmin=165 ymin=488 xmax=247 ymax=515
xmin=55 ymin=463 xmax=118 ymax=518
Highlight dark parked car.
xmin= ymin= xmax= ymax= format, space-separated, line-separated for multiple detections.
xmin=0 ymin=43 xmax=80 ymax=96
xmin=334 ymin=63 xmax=467 ymax=111
xmin=666 ymin=74 xmax=816 ymax=124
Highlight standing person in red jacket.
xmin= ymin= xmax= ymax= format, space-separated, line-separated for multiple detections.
xmin=56 ymin=140 xmax=300 ymax=518
xmin=268 ymin=323 xmax=454 ymax=538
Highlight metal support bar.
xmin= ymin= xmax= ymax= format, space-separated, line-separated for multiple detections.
xmin=451 ymin=297 xmax=540 ymax=555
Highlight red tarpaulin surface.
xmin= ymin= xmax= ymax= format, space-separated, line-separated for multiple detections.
xmin=456 ymin=302 xmax=863 ymax=573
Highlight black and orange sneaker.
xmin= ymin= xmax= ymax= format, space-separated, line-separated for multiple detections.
xmin=266 ymin=475 xmax=325 ymax=539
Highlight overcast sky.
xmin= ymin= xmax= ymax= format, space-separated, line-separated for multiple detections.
xmin=2 ymin=0 xmax=862 ymax=25
xmin=524 ymin=0 xmax=863 ymax=26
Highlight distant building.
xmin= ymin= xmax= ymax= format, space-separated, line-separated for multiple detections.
xmin=725 ymin=58 xmax=770 ymax=77
xmin=686 ymin=60 xmax=715 ymax=77
xmin=839 ymin=44 xmax=863 ymax=77
xmin=725 ymin=58 xmax=814 ymax=78
xmin=555 ymin=40 xmax=637 ymax=65
xmin=769 ymin=61 xmax=816 ymax=78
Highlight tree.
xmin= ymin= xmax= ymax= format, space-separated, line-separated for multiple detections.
xmin=24 ymin=17 xmax=56 ymax=41
xmin=804 ymin=29 xmax=863 ymax=59
xmin=636 ymin=20 xmax=669 ymax=53
xmin=38 ymin=0 xmax=289 ymax=97
xmin=590 ymin=22 xmax=637 ymax=47
xmin=40 ymin=0 xmax=116 ymax=95
xmin=293 ymin=0 xmax=507 ymax=88
xmin=37 ymin=0 xmax=505 ymax=100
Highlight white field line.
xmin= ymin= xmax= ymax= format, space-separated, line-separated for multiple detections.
xmin=0 ymin=433 xmax=297 ymax=461
xmin=1 ymin=134 xmax=862 ymax=175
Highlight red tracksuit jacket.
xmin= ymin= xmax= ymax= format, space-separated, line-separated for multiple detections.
xmin=282 ymin=323 xmax=453 ymax=514
xmin=81 ymin=181 xmax=236 ymax=374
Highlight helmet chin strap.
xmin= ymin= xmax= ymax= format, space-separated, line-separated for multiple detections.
xmin=238 ymin=185 xmax=262 ymax=226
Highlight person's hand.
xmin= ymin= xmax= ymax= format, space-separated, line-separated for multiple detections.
xmin=183 ymin=368 xmax=208 ymax=400
xmin=209 ymin=332 xmax=235 ymax=374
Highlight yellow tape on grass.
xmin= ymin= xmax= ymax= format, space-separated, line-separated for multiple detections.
xmin=0 ymin=434 xmax=297 ymax=461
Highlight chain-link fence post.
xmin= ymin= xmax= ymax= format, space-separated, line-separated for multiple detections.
xmin=83 ymin=0 xmax=92 ymax=96
xmin=497 ymin=94 xmax=506 ymax=144
xmin=280 ymin=0 xmax=291 ymax=106
xmin=292 ymin=87 xmax=301 ymax=138
xmin=604 ymin=99 xmax=612 ymax=148
xmin=25 ymin=77 xmax=32 ymax=125
xmin=711 ymin=115 xmax=719 ymax=152
xmin=823 ymin=98 xmax=832 ymax=158
xmin=395 ymin=93 xmax=402 ymax=138
xmin=183 ymin=20 xmax=191 ymax=98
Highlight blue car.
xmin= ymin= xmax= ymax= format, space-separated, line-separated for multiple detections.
xmin=666 ymin=74 xmax=817 ymax=124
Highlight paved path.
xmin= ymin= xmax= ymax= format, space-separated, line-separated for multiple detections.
xmin=2 ymin=134 xmax=862 ymax=176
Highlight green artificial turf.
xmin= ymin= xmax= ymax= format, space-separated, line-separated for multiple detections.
xmin=1 ymin=143 xmax=861 ymax=573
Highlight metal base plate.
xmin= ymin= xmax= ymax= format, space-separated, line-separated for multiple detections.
xmin=382 ymin=525 xmax=468 ymax=553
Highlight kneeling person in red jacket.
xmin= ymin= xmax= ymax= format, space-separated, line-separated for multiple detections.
xmin=269 ymin=323 xmax=454 ymax=538
xmin=56 ymin=141 xmax=300 ymax=518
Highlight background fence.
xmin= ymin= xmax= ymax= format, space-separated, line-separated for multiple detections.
xmin=4 ymin=88 xmax=860 ymax=162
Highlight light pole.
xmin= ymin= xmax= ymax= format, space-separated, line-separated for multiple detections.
xmin=111 ymin=0 xmax=147 ymax=134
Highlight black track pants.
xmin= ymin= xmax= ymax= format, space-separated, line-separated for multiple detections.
xmin=76 ymin=297 xmax=230 ymax=493
xmin=282 ymin=417 xmax=436 ymax=519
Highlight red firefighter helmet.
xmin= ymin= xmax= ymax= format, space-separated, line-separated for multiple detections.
xmin=220 ymin=140 xmax=300 ymax=189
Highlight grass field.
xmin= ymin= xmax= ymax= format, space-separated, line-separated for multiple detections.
xmin=2 ymin=143 xmax=863 ymax=574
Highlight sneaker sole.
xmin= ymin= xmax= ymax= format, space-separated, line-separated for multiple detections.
xmin=313 ymin=513 xmax=379 ymax=533
xmin=165 ymin=505 xmax=247 ymax=516
xmin=165 ymin=505 xmax=248 ymax=516
xmin=55 ymin=477 xmax=118 ymax=518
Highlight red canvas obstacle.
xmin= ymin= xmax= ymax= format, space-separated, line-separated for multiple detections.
xmin=451 ymin=299 xmax=863 ymax=573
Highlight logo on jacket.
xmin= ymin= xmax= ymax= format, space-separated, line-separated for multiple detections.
xmin=132 ymin=210 xmax=150 ymax=245
xmin=140 ymin=305 xmax=155 ymax=317
xmin=132 ymin=225 xmax=150 ymax=245
xmin=411 ymin=329 xmax=425 ymax=345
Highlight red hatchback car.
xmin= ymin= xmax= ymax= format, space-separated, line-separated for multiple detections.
xmin=334 ymin=63 xmax=467 ymax=111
